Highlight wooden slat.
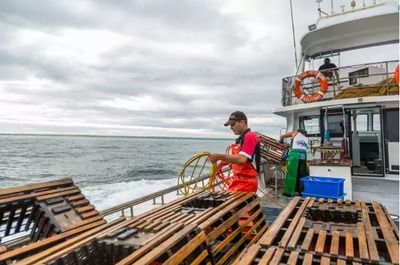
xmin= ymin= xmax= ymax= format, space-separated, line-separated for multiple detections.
xmin=80 ymin=210 xmax=99 ymax=219
xmin=356 ymin=223 xmax=369 ymax=260
xmin=116 ymin=223 xmax=185 ymax=265
xmin=315 ymin=230 xmax=327 ymax=254
xmin=207 ymin=198 xmax=260 ymax=242
xmin=302 ymin=253 xmax=313 ymax=265
xmin=36 ymin=189 xmax=81 ymax=201
xmin=76 ymin=205 xmax=95 ymax=214
xmin=229 ymin=244 xmax=261 ymax=265
xmin=259 ymin=197 xmax=301 ymax=246
xmin=287 ymin=251 xmax=299 ymax=265
xmin=258 ymin=247 xmax=276 ymax=264
xmin=213 ymin=208 xmax=263 ymax=258
xmin=360 ymin=201 xmax=379 ymax=262
xmin=287 ymin=217 xmax=306 ymax=250
xmin=301 ymin=228 xmax=314 ymax=251
xmin=190 ymin=249 xmax=210 ymax=265
xmin=0 ymin=246 xmax=6 ymax=254
xmin=269 ymin=247 xmax=284 ymax=265
xmin=330 ymin=230 xmax=340 ymax=256
xmin=320 ymin=256 xmax=330 ymax=265
xmin=345 ymin=232 xmax=354 ymax=258
xmin=18 ymin=218 xmax=127 ymax=265
xmin=121 ymin=224 xmax=196 ymax=265
xmin=0 ymin=220 xmax=106 ymax=262
xmin=216 ymin=216 xmax=266 ymax=265
xmin=372 ymin=201 xmax=399 ymax=265
xmin=280 ymin=198 xmax=310 ymax=248
xmin=0 ymin=186 xmax=77 ymax=205
xmin=66 ymin=194 xmax=85 ymax=202
xmin=337 ymin=259 xmax=346 ymax=265
xmin=164 ymin=231 xmax=208 ymax=265
xmin=0 ymin=179 xmax=73 ymax=197
xmin=70 ymin=199 xmax=89 ymax=207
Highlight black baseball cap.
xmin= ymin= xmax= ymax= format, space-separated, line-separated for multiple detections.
xmin=224 ymin=111 xmax=247 ymax=126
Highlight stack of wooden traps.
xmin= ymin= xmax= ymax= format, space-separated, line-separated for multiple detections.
xmin=233 ymin=197 xmax=399 ymax=265
xmin=255 ymin=133 xmax=289 ymax=163
xmin=5 ymin=187 xmax=267 ymax=265
xmin=0 ymin=179 xmax=106 ymax=264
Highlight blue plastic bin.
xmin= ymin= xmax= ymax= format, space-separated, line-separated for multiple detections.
xmin=301 ymin=176 xmax=345 ymax=198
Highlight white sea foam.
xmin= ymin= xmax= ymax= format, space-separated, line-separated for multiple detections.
xmin=81 ymin=178 xmax=179 ymax=213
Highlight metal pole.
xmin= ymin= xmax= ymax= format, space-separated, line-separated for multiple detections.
xmin=289 ymin=0 xmax=298 ymax=68
xmin=331 ymin=0 xmax=334 ymax=14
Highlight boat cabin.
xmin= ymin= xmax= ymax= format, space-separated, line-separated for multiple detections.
xmin=274 ymin=1 xmax=399 ymax=179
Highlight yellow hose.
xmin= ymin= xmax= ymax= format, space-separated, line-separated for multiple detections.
xmin=177 ymin=152 xmax=217 ymax=196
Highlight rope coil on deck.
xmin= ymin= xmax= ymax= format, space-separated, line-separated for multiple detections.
xmin=177 ymin=152 xmax=217 ymax=196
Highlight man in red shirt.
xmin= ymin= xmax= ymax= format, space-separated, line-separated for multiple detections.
xmin=208 ymin=111 xmax=260 ymax=193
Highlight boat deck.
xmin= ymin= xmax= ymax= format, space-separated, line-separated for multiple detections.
xmin=259 ymin=176 xmax=399 ymax=225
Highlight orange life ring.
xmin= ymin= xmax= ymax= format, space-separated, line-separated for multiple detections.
xmin=294 ymin=70 xmax=328 ymax=103
xmin=394 ymin=64 xmax=399 ymax=84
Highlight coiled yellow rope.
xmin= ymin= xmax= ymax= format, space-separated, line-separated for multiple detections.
xmin=177 ymin=152 xmax=217 ymax=196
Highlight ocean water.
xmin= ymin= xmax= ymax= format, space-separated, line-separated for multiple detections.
xmin=0 ymin=135 xmax=231 ymax=211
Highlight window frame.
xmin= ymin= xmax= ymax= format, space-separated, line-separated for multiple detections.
xmin=299 ymin=115 xmax=321 ymax=137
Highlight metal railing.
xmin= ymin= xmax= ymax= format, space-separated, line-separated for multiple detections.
xmin=281 ymin=60 xmax=399 ymax=106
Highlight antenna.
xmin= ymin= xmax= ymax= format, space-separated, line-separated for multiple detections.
xmin=289 ymin=0 xmax=298 ymax=68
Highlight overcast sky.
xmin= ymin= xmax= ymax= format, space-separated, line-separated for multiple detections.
xmin=0 ymin=0 xmax=394 ymax=138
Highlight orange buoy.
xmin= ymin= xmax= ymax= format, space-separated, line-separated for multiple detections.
xmin=294 ymin=70 xmax=328 ymax=103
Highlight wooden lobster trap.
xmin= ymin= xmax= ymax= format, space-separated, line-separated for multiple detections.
xmin=256 ymin=197 xmax=399 ymax=264
xmin=0 ymin=179 xmax=105 ymax=263
xmin=255 ymin=133 xmax=289 ymax=164
xmin=232 ymin=245 xmax=359 ymax=265
xmin=198 ymin=193 xmax=268 ymax=265
xmin=122 ymin=191 xmax=268 ymax=265
xmin=41 ymin=223 xmax=212 ymax=265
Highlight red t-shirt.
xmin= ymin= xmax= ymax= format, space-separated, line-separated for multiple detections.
xmin=238 ymin=130 xmax=260 ymax=170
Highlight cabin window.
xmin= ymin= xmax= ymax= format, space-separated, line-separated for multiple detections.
xmin=327 ymin=114 xmax=344 ymax=137
xmin=351 ymin=114 xmax=368 ymax=132
xmin=299 ymin=116 xmax=320 ymax=136
xmin=372 ymin=114 xmax=381 ymax=131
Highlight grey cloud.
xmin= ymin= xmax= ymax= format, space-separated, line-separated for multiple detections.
xmin=0 ymin=0 xmax=317 ymax=137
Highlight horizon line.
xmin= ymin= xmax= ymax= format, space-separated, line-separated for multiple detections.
xmin=0 ymin=132 xmax=232 ymax=141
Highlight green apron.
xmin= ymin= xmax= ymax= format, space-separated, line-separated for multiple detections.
xmin=283 ymin=149 xmax=308 ymax=196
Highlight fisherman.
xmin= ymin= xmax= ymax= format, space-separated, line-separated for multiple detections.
xmin=280 ymin=129 xmax=309 ymax=196
xmin=208 ymin=111 xmax=260 ymax=193
xmin=319 ymin=57 xmax=339 ymax=81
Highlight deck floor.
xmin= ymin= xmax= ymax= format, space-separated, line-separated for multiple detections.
xmin=259 ymin=176 xmax=399 ymax=224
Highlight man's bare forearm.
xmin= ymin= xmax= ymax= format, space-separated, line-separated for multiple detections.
xmin=208 ymin=153 xmax=247 ymax=164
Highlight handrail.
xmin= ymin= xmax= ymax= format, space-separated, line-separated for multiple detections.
xmin=100 ymin=174 xmax=209 ymax=217
xmin=281 ymin=59 xmax=399 ymax=106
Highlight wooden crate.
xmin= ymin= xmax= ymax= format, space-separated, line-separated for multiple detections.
xmin=233 ymin=244 xmax=362 ymax=265
xmin=14 ymin=191 xmax=268 ymax=265
xmin=42 ymin=223 xmax=212 ymax=265
xmin=127 ymin=191 xmax=238 ymax=231
xmin=0 ymin=179 xmax=105 ymax=263
xmin=119 ymin=224 xmax=212 ymax=265
xmin=198 ymin=193 xmax=268 ymax=265
xmin=255 ymin=133 xmax=289 ymax=163
xmin=257 ymin=197 xmax=399 ymax=264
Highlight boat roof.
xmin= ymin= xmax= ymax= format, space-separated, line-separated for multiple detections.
xmin=300 ymin=1 xmax=399 ymax=58
xmin=274 ymin=95 xmax=399 ymax=117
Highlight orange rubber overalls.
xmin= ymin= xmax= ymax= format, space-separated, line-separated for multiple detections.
xmin=228 ymin=143 xmax=258 ymax=193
